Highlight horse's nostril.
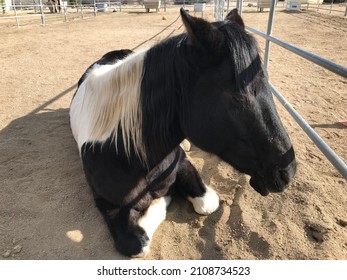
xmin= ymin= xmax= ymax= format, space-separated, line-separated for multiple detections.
xmin=277 ymin=160 xmax=297 ymax=185
xmin=278 ymin=169 xmax=290 ymax=185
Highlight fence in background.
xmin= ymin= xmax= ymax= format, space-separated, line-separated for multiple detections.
xmin=1 ymin=0 xmax=346 ymax=27
xmin=0 ymin=0 xmax=218 ymax=27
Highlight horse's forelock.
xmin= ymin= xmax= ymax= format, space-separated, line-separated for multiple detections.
xmin=221 ymin=24 xmax=263 ymax=92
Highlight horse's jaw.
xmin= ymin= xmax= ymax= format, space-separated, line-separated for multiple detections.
xmin=249 ymin=176 xmax=270 ymax=196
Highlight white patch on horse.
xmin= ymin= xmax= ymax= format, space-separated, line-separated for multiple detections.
xmin=188 ymin=185 xmax=219 ymax=215
xmin=70 ymin=49 xmax=148 ymax=161
xmin=137 ymin=196 xmax=172 ymax=255
xmin=180 ymin=139 xmax=191 ymax=152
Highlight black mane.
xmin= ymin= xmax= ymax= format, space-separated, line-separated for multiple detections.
xmin=139 ymin=22 xmax=263 ymax=167
xmin=140 ymin=34 xmax=194 ymax=167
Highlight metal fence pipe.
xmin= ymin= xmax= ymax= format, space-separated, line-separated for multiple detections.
xmin=270 ymin=83 xmax=347 ymax=179
xmin=246 ymin=25 xmax=347 ymax=78
xmin=238 ymin=0 xmax=243 ymax=16
xmin=264 ymin=0 xmax=276 ymax=70
xmin=13 ymin=3 xmax=20 ymax=27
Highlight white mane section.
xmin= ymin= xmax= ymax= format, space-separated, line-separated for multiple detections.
xmin=74 ymin=49 xmax=148 ymax=161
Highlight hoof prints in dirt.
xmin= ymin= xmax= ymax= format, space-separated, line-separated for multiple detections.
xmin=304 ymin=223 xmax=330 ymax=243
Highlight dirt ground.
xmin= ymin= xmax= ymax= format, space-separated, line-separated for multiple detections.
xmin=0 ymin=5 xmax=346 ymax=260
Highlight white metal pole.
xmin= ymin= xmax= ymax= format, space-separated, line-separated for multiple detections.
xmin=80 ymin=1 xmax=83 ymax=19
xmin=271 ymin=83 xmax=347 ymax=179
xmin=63 ymin=0 xmax=67 ymax=21
xmin=239 ymin=0 xmax=243 ymax=15
xmin=13 ymin=1 xmax=19 ymax=27
xmin=264 ymin=0 xmax=276 ymax=70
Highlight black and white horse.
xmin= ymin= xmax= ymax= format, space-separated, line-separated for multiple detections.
xmin=70 ymin=9 xmax=296 ymax=257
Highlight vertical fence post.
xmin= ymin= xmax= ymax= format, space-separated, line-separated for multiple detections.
xmin=93 ymin=0 xmax=96 ymax=16
xmin=63 ymin=0 xmax=67 ymax=22
xmin=214 ymin=0 xmax=224 ymax=20
xmin=39 ymin=0 xmax=45 ymax=25
xmin=80 ymin=1 xmax=83 ymax=19
xmin=238 ymin=0 xmax=243 ymax=15
xmin=34 ymin=0 xmax=38 ymax=13
xmin=264 ymin=0 xmax=276 ymax=70
xmin=13 ymin=2 xmax=20 ymax=27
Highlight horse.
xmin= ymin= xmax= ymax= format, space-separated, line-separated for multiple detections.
xmin=47 ymin=0 xmax=61 ymax=14
xmin=69 ymin=8 xmax=297 ymax=257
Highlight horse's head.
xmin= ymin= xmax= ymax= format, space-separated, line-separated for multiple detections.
xmin=180 ymin=9 xmax=296 ymax=196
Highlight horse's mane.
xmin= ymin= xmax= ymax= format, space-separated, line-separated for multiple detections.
xmin=80 ymin=49 xmax=147 ymax=162
xmin=140 ymin=24 xmax=263 ymax=165
xmin=79 ymin=21 xmax=263 ymax=168
xmin=140 ymin=34 xmax=193 ymax=165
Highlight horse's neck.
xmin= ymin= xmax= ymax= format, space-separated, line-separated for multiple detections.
xmin=140 ymin=43 xmax=190 ymax=168
xmin=143 ymin=124 xmax=185 ymax=170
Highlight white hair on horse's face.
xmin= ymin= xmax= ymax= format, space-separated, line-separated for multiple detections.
xmin=72 ymin=49 xmax=148 ymax=161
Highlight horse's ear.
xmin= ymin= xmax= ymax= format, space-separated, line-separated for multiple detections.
xmin=180 ymin=8 xmax=224 ymax=52
xmin=225 ymin=8 xmax=245 ymax=28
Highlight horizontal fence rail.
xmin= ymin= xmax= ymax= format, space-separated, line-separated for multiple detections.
xmin=270 ymin=84 xmax=347 ymax=179
xmin=245 ymin=25 xmax=347 ymax=79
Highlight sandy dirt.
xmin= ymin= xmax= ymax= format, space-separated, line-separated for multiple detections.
xmin=0 ymin=5 xmax=346 ymax=260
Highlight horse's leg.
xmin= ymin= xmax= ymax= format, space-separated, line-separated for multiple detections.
xmin=174 ymin=153 xmax=219 ymax=215
xmin=94 ymin=195 xmax=150 ymax=257
xmin=138 ymin=196 xmax=171 ymax=249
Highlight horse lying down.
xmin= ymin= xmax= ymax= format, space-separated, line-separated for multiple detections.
xmin=69 ymin=8 xmax=296 ymax=257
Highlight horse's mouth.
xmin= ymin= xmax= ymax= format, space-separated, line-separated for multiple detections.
xmin=249 ymin=177 xmax=270 ymax=196
xmin=249 ymin=157 xmax=296 ymax=197
xmin=249 ymin=174 xmax=289 ymax=196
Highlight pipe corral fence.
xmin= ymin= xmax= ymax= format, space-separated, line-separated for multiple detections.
xmin=0 ymin=0 xmax=346 ymax=27
xmin=0 ymin=0 xmax=216 ymax=27
xmin=1 ymin=0 xmax=346 ymax=179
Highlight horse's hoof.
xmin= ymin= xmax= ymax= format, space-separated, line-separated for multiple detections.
xmin=115 ymin=228 xmax=149 ymax=258
xmin=188 ymin=186 xmax=219 ymax=215
xmin=131 ymin=244 xmax=150 ymax=258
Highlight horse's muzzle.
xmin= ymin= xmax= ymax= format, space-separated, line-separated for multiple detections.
xmin=250 ymin=149 xmax=297 ymax=196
